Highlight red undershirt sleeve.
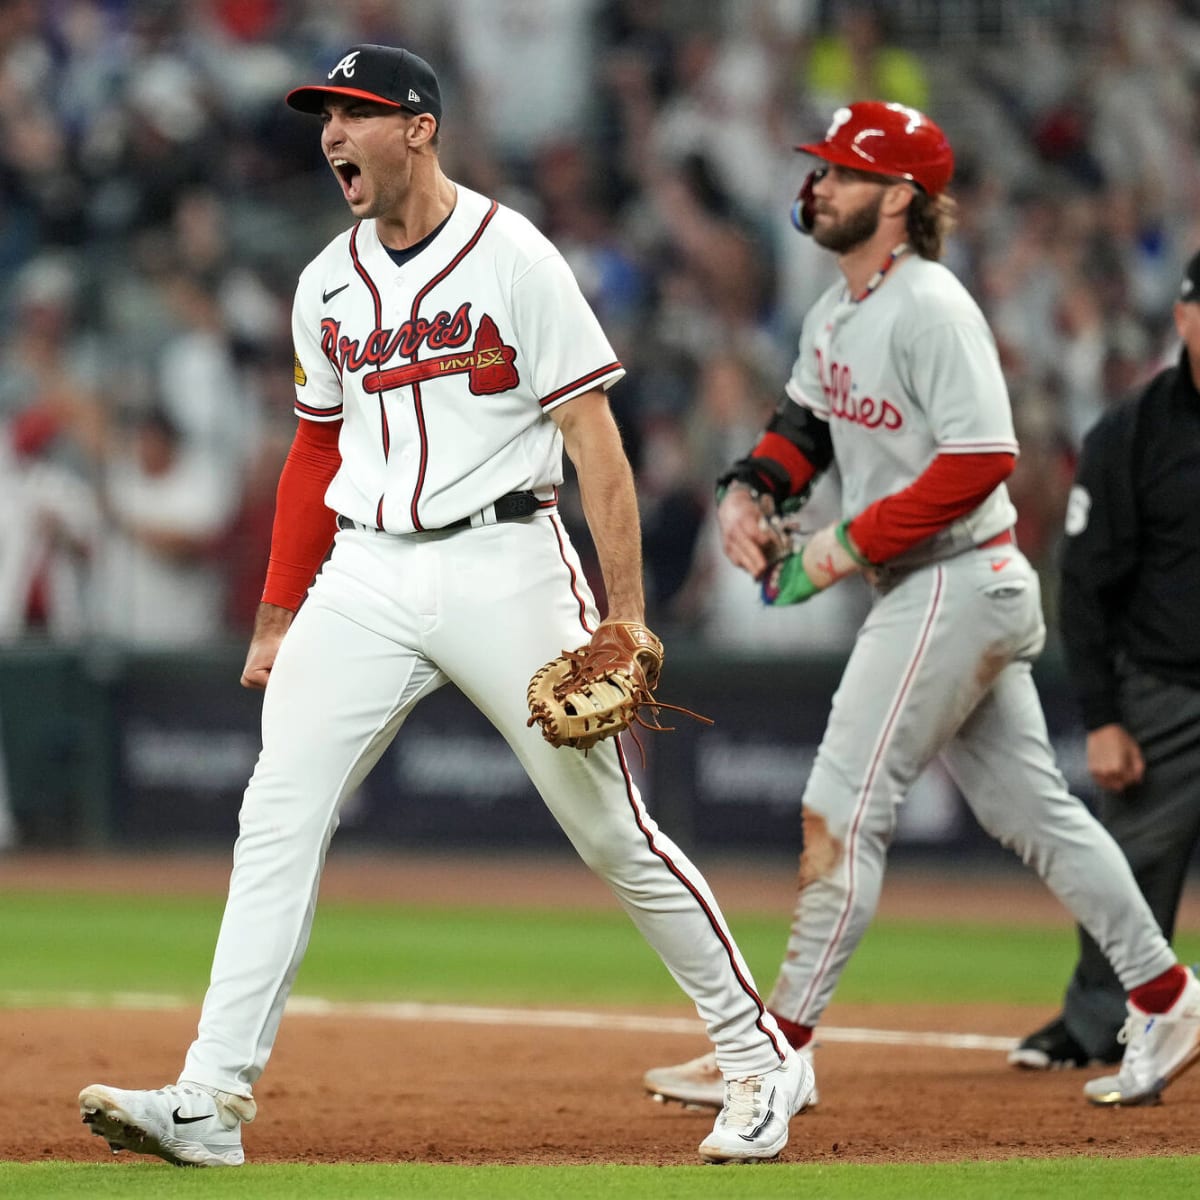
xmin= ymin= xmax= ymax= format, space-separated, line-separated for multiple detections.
xmin=847 ymin=451 xmax=1016 ymax=564
xmin=260 ymin=418 xmax=342 ymax=611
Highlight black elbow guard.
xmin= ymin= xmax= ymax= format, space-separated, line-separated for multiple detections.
xmin=767 ymin=401 xmax=833 ymax=472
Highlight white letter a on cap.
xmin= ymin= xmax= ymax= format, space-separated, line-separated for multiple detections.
xmin=329 ymin=50 xmax=359 ymax=80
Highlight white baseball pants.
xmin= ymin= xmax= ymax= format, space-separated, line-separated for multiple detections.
xmin=181 ymin=516 xmax=788 ymax=1094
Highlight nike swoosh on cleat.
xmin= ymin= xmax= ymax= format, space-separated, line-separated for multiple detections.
xmin=322 ymin=283 xmax=350 ymax=303
xmin=172 ymin=1108 xmax=211 ymax=1125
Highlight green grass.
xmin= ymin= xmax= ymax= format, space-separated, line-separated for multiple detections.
xmin=5 ymin=887 xmax=1199 ymax=1196
xmin=4 ymin=1157 xmax=1199 ymax=1199
xmin=6 ymin=889 xmax=1196 ymax=1008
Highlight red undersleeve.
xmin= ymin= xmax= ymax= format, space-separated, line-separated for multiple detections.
xmin=751 ymin=431 xmax=818 ymax=496
xmin=261 ymin=419 xmax=342 ymax=611
xmin=847 ymin=451 xmax=1016 ymax=564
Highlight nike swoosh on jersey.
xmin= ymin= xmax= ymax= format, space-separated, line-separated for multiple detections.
xmin=322 ymin=283 xmax=350 ymax=303
xmin=990 ymin=558 xmax=1011 ymax=572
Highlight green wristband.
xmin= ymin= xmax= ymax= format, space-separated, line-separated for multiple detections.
xmin=835 ymin=520 xmax=871 ymax=567
xmin=762 ymin=554 xmax=819 ymax=606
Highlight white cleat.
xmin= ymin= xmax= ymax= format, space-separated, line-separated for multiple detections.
xmin=644 ymin=1044 xmax=818 ymax=1111
xmin=1084 ymin=967 xmax=1200 ymax=1106
xmin=697 ymin=1049 xmax=815 ymax=1164
xmin=79 ymin=1081 xmax=256 ymax=1167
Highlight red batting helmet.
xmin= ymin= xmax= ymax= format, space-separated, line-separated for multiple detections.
xmin=796 ymin=101 xmax=954 ymax=196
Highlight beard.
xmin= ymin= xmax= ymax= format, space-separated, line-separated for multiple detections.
xmin=811 ymin=191 xmax=884 ymax=254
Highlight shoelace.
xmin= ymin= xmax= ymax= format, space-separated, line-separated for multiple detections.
xmin=1114 ymin=1012 xmax=1154 ymax=1078
xmin=721 ymin=1077 xmax=764 ymax=1129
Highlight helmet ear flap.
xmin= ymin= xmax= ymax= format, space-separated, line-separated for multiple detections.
xmin=790 ymin=168 xmax=823 ymax=235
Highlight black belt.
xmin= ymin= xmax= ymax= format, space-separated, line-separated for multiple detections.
xmin=443 ymin=490 xmax=543 ymax=530
xmin=336 ymin=491 xmax=544 ymax=535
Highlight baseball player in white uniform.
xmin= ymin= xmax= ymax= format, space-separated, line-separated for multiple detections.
xmin=77 ymin=44 xmax=811 ymax=1167
xmin=645 ymin=102 xmax=1200 ymax=1112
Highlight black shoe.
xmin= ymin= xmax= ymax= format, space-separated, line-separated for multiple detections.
xmin=1007 ymin=1016 xmax=1122 ymax=1070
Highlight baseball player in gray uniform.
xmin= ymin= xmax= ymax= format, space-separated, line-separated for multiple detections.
xmin=77 ymin=44 xmax=810 ymax=1167
xmin=645 ymin=101 xmax=1200 ymax=1112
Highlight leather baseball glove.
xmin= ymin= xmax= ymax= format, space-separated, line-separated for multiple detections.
xmin=526 ymin=621 xmax=710 ymax=755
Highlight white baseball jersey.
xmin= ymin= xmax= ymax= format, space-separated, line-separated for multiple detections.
xmin=291 ymin=184 xmax=625 ymax=532
xmin=784 ymin=253 xmax=1018 ymax=564
xmin=175 ymin=180 xmax=797 ymax=1111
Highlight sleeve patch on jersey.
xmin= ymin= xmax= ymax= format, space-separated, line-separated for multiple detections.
xmin=294 ymin=354 xmax=307 ymax=386
xmin=1064 ymin=485 xmax=1091 ymax=536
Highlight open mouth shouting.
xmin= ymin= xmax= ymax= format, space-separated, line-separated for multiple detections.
xmin=332 ymin=157 xmax=364 ymax=204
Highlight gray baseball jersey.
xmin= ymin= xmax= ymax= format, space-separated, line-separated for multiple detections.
xmin=785 ymin=255 xmax=1017 ymax=564
xmin=763 ymin=251 xmax=1174 ymax=1031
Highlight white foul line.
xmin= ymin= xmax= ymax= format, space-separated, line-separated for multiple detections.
xmin=0 ymin=989 xmax=1018 ymax=1052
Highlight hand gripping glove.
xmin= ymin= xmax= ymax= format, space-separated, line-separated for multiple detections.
xmin=526 ymin=620 xmax=710 ymax=755
xmin=761 ymin=520 xmax=869 ymax=606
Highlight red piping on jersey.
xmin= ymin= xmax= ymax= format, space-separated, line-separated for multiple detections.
xmin=794 ymin=567 xmax=945 ymax=1020
xmin=295 ymin=396 xmax=343 ymax=420
xmin=406 ymin=200 xmax=500 ymax=531
xmin=613 ymin=734 xmax=786 ymax=1063
xmin=548 ymin=510 xmax=781 ymax=1053
xmin=349 ymin=224 xmax=388 ymax=529
xmin=550 ymin=513 xmax=590 ymax=630
xmin=348 ymin=224 xmax=389 ymax=453
xmin=539 ymin=362 xmax=622 ymax=409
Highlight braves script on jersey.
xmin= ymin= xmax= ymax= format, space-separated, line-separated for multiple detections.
xmin=786 ymin=255 xmax=1018 ymax=565
xmin=292 ymin=185 xmax=623 ymax=532
xmin=76 ymin=44 xmax=814 ymax=1167
xmin=171 ymin=185 xmax=795 ymax=1118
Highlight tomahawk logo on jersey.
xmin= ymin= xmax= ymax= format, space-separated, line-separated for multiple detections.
xmin=319 ymin=305 xmax=520 ymax=396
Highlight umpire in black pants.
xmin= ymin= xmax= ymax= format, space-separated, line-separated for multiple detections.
xmin=1010 ymin=249 xmax=1200 ymax=1070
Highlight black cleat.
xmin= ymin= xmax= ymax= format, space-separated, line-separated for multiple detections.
xmin=1007 ymin=1015 xmax=1121 ymax=1069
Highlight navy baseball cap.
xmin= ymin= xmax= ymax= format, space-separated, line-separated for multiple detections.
xmin=286 ymin=44 xmax=442 ymax=122
xmin=1179 ymin=249 xmax=1200 ymax=303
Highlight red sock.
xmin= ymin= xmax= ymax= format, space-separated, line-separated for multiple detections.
xmin=1129 ymin=964 xmax=1189 ymax=1014
xmin=771 ymin=1013 xmax=813 ymax=1050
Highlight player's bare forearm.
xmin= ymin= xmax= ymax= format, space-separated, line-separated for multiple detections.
xmin=552 ymin=390 xmax=645 ymax=622
xmin=241 ymin=602 xmax=295 ymax=690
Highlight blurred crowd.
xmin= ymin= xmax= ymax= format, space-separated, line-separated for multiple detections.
xmin=3 ymin=0 xmax=1200 ymax=656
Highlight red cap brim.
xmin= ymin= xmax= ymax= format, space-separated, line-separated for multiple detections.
xmin=794 ymin=140 xmax=886 ymax=174
xmin=286 ymin=84 xmax=405 ymax=114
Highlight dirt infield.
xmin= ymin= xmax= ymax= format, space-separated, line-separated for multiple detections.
xmin=5 ymin=850 xmax=1200 ymax=1166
